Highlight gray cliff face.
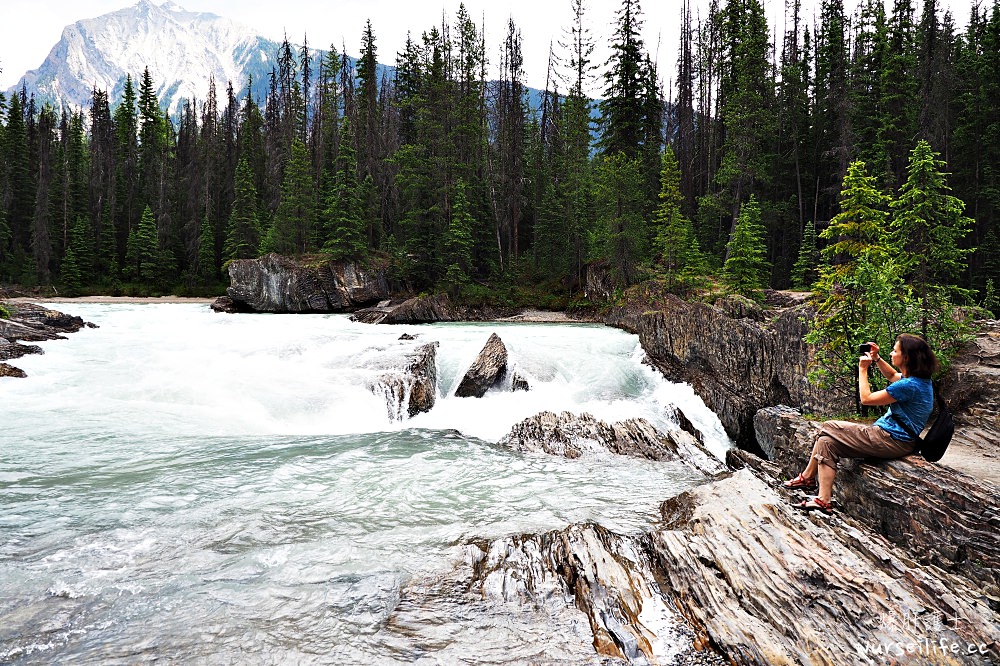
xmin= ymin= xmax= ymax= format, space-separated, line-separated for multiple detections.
xmin=607 ymin=291 xmax=849 ymax=448
xmin=608 ymin=288 xmax=1000 ymax=481
xmin=226 ymin=254 xmax=390 ymax=313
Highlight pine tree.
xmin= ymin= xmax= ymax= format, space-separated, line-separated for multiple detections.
xmin=819 ymin=160 xmax=890 ymax=284
xmin=715 ymin=0 xmax=775 ymax=261
xmin=849 ymin=0 xmax=888 ymax=173
xmin=592 ymin=152 xmax=647 ymax=287
xmin=890 ymin=139 xmax=974 ymax=331
xmin=197 ymin=213 xmax=216 ymax=282
xmin=322 ymin=118 xmax=366 ymax=260
xmin=653 ymin=147 xmax=702 ymax=285
xmin=600 ymin=0 xmax=647 ymax=157
xmin=113 ymin=75 xmax=141 ymax=263
xmin=722 ymin=195 xmax=770 ymax=300
xmin=790 ymin=219 xmax=819 ymax=289
xmin=60 ymin=216 xmax=91 ymax=293
xmin=262 ymin=137 xmax=315 ymax=255
xmin=224 ymin=156 xmax=263 ymax=261
xmin=879 ymin=0 xmax=920 ymax=187
xmin=124 ymin=205 xmax=159 ymax=282
xmin=441 ymin=179 xmax=475 ymax=291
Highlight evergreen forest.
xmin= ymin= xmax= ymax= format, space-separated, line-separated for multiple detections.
xmin=1 ymin=0 xmax=999 ymax=320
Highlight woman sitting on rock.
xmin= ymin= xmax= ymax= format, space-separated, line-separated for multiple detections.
xmin=784 ymin=333 xmax=938 ymax=514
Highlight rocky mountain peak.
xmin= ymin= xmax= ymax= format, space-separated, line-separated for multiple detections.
xmin=7 ymin=0 xmax=281 ymax=116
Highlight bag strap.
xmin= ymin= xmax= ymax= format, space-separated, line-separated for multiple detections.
xmin=888 ymin=381 xmax=945 ymax=442
xmin=888 ymin=411 xmax=923 ymax=443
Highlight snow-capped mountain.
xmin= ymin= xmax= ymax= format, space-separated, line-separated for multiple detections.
xmin=7 ymin=0 xmax=296 ymax=115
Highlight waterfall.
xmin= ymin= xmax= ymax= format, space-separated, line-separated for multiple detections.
xmin=0 ymin=303 xmax=732 ymax=664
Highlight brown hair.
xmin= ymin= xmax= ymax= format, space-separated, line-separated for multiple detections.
xmin=897 ymin=333 xmax=939 ymax=379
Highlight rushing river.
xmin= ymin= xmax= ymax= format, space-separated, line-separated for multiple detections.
xmin=0 ymin=303 xmax=731 ymax=664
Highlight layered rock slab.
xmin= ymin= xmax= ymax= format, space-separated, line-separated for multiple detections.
xmin=0 ymin=302 xmax=95 ymax=378
xmin=447 ymin=460 xmax=998 ymax=665
xmin=498 ymin=410 xmax=726 ymax=476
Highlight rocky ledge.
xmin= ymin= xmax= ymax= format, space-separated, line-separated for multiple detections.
xmin=0 ymin=302 xmax=96 ymax=378
xmin=609 ymin=286 xmax=1000 ymax=471
xmin=498 ymin=410 xmax=726 ymax=476
xmin=392 ymin=407 xmax=998 ymax=665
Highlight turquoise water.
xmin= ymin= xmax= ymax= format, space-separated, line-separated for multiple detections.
xmin=0 ymin=304 xmax=730 ymax=664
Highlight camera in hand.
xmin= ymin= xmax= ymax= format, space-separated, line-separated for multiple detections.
xmin=858 ymin=342 xmax=872 ymax=354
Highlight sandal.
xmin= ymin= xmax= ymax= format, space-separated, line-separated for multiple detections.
xmin=796 ymin=496 xmax=834 ymax=514
xmin=783 ymin=473 xmax=817 ymax=490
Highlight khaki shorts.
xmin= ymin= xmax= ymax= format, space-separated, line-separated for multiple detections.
xmin=812 ymin=420 xmax=915 ymax=470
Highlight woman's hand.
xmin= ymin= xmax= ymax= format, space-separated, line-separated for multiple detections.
xmin=868 ymin=341 xmax=880 ymax=358
xmin=859 ymin=351 xmax=874 ymax=371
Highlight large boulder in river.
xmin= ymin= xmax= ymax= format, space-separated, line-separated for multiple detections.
xmin=498 ymin=410 xmax=726 ymax=476
xmin=226 ymin=253 xmax=390 ymax=313
xmin=455 ymin=333 xmax=508 ymax=397
xmin=368 ymin=342 xmax=439 ymax=419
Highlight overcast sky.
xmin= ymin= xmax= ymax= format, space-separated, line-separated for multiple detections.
xmin=0 ymin=0 xmax=972 ymax=95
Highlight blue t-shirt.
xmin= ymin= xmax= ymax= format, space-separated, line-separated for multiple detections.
xmin=875 ymin=376 xmax=934 ymax=441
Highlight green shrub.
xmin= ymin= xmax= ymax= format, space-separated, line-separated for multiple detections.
xmin=0 ymin=304 xmax=10 ymax=319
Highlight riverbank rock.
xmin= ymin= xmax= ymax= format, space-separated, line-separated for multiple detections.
xmin=446 ymin=457 xmax=999 ymax=665
xmin=935 ymin=321 xmax=1000 ymax=483
xmin=498 ymin=411 xmax=726 ymax=476
xmin=0 ymin=363 xmax=27 ymax=378
xmin=209 ymin=296 xmax=239 ymax=313
xmin=455 ymin=333 xmax=508 ymax=398
xmin=0 ymin=302 xmax=95 ymax=378
xmin=226 ymin=253 xmax=390 ymax=313
xmin=368 ymin=342 xmax=439 ymax=420
xmin=379 ymin=293 xmax=457 ymax=324
xmin=351 ymin=292 xmax=602 ymax=325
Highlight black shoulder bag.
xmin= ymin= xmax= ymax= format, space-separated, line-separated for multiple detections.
xmin=890 ymin=388 xmax=955 ymax=462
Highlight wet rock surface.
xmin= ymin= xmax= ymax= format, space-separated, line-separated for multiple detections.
xmin=209 ymin=295 xmax=239 ymax=313
xmin=0 ymin=363 xmax=27 ymax=378
xmin=367 ymin=341 xmax=439 ymax=419
xmin=0 ymin=302 xmax=95 ymax=378
xmin=510 ymin=372 xmax=530 ymax=392
xmin=498 ymin=410 xmax=726 ymax=476
xmin=417 ymin=438 xmax=998 ymax=664
xmin=226 ymin=253 xmax=390 ymax=313
xmin=455 ymin=333 xmax=508 ymax=398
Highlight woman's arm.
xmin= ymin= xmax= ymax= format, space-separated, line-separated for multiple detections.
xmin=859 ymin=354 xmax=899 ymax=406
xmin=868 ymin=343 xmax=903 ymax=383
